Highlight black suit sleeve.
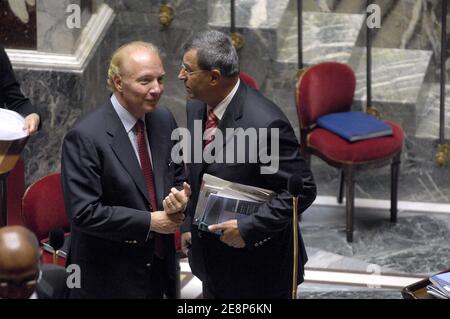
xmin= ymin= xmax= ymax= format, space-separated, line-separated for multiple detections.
xmin=169 ymin=113 xmax=188 ymax=191
xmin=0 ymin=45 xmax=37 ymax=116
xmin=61 ymin=128 xmax=151 ymax=244
xmin=237 ymin=119 xmax=317 ymax=250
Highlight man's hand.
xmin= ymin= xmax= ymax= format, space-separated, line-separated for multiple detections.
xmin=181 ymin=232 xmax=192 ymax=256
xmin=150 ymin=211 xmax=184 ymax=234
xmin=23 ymin=113 xmax=40 ymax=135
xmin=208 ymin=219 xmax=245 ymax=248
xmin=163 ymin=182 xmax=191 ymax=215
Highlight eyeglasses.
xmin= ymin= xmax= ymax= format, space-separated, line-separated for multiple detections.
xmin=180 ymin=63 xmax=208 ymax=76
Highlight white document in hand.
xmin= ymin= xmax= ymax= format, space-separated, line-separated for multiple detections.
xmin=0 ymin=108 xmax=28 ymax=141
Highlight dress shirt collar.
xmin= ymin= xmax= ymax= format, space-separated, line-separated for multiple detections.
xmin=111 ymin=94 xmax=143 ymax=132
xmin=208 ymin=78 xmax=240 ymax=120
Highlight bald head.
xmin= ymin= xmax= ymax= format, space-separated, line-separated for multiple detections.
xmin=0 ymin=226 xmax=40 ymax=299
xmin=107 ymin=41 xmax=160 ymax=91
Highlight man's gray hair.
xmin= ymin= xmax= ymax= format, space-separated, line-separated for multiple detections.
xmin=184 ymin=30 xmax=239 ymax=77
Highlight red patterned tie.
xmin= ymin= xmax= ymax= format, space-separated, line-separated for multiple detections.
xmin=204 ymin=110 xmax=219 ymax=146
xmin=136 ymin=120 xmax=164 ymax=259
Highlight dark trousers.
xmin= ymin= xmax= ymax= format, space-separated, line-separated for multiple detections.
xmin=147 ymin=256 xmax=169 ymax=299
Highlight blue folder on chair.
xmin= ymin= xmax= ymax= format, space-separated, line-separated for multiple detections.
xmin=317 ymin=111 xmax=393 ymax=142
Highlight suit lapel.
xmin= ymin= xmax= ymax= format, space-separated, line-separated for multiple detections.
xmin=104 ymin=103 xmax=150 ymax=204
xmin=187 ymin=82 xmax=247 ymax=177
xmin=146 ymin=112 xmax=165 ymax=207
xmin=187 ymin=100 xmax=207 ymax=181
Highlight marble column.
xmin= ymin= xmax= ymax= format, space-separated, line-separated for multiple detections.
xmin=37 ymin=0 xmax=92 ymax=54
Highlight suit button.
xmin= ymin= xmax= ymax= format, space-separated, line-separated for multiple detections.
xmin=146 ymin=263 xmax=151 ymax=267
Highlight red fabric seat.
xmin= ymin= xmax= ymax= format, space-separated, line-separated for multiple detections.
xmin=239 ymin=72 xmax=258 ymax=89
xmin=21 ymin=172 xmax=69 ymax=266
xmin=296 ymin=62 xmax=404 ymax=242
xmin=308 ymin=121 xmax=404 ymax=163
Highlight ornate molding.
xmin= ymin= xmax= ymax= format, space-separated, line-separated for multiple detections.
xmin=6 ymin=3 xmax=115 ymax=73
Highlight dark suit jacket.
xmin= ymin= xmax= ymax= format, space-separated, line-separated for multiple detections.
xmin=36 ymin=264 xmax=69 ymax=299
xmin=0 ymin=45 xmax=36 ymax=116
xmin=183 ymin=81 xmax=317 ymax=298
xmin=61 ymin=101 xmax=185 ymax=298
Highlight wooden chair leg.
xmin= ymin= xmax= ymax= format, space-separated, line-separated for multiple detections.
xmin=337 ymin=169 xmax=344 ymax=204
xmin=390 ymin=153 xmax=401 ymax=223
xmin=344 ymin=167 xmax=354 ymax=243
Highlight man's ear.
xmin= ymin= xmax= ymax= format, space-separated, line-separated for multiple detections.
xmin=113 ymin=75 xmax=123 ymax=92
xmin=210 ymin=69 xmax=221 ymax=85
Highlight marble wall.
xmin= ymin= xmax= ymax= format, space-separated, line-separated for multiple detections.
xmin=7 ymin=0 xmax=450 ymax=205
xmin=37 ymin=0 xmax=93 ymax=54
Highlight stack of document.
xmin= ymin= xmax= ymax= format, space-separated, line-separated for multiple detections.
xmin=194 ymin=174 xmax=274 ymax=234
xmin=427 ymin=271 xmax=450 ymax=299
xmin=0 ymin=109 xmax=28 ymax=141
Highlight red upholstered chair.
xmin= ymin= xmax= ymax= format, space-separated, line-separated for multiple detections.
xmin=295 ymin=62 xmax=404 ymax=242
xmin=21 ymin=172 xmax=69 ymax=266
xmin=240 ymin=72 xmax=259 ymax=89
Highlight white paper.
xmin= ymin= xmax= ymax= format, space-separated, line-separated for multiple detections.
xmin=0 ymin=108 xmax=28 ymax=141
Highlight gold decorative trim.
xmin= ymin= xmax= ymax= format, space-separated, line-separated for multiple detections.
xmin=159 ymin=4 xmax=174 ymax=28
xmin=231 ymin=32 xmax=245 ymax=50
xmin=366 ymin=106 xmax=381 ymax=119
xmin=435 ymin=143 xmax=450 ymax=166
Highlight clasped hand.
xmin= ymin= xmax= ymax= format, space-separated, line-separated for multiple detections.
xmin=163 ymin=182 xmax=191 ymax=214
xmin=150 ymin=182 xmax=191 ymax=235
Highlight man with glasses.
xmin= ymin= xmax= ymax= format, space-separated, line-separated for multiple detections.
xmin=177 ymin=30 xmax=316 ymax=298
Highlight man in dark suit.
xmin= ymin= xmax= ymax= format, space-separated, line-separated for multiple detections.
xmin=0 ymin=45 xmax=40 ymax=134
xmin=61 ymin=41 xmax=190 ymax=299
xmin=177 ymin=31 xmax=317 ymax=298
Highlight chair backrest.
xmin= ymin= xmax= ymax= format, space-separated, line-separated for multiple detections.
xmin=295 ymin=62 xmax=356 ymax=128
xmin=21 ymin=172 xmax=69 ymax=241
xmin=239 ymin=72 xmax=259 ymax=90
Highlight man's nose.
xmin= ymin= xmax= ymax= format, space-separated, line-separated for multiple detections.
xmin=178 ymin=69 xmax=186 ymax=80
xmin=149 ymin=80 xmax=162 ymax=94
